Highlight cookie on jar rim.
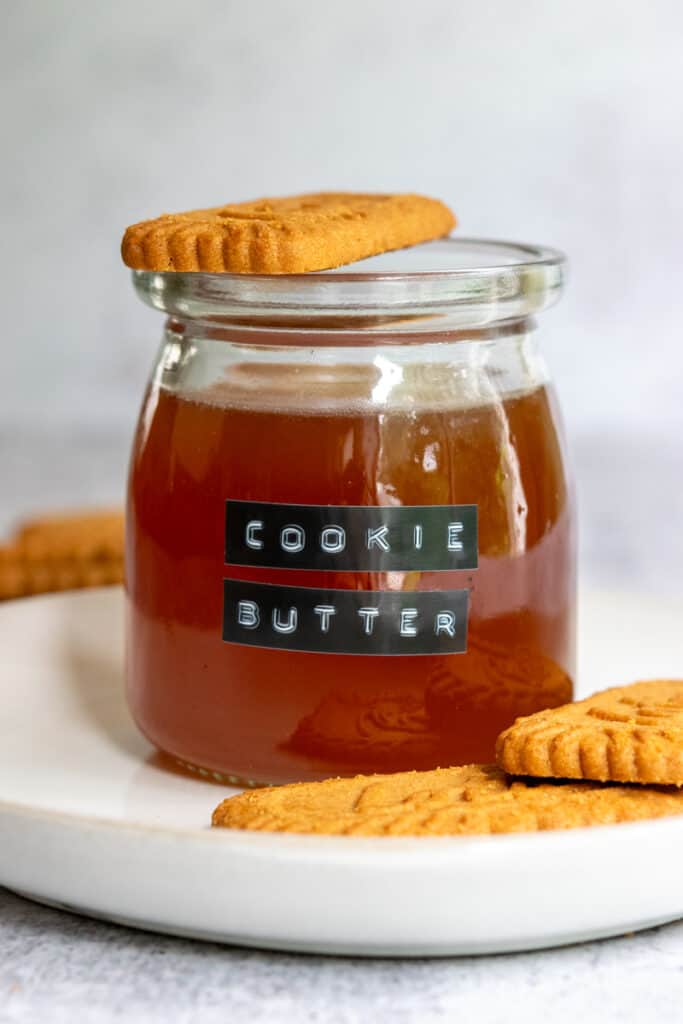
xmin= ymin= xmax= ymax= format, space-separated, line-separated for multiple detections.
xmin=121 ymin=192 xmax=456 ymax=274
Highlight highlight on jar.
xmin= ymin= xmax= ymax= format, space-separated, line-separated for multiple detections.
xmin=122 ymin=192 xmax=576 ymax=787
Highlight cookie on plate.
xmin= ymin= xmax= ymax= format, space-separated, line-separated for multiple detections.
xmin=212 ymin=763 xmax=683 ymax=836
xmin=121 ymin=192 xmax=456 ymax=274
xmin=0 ymin=509 xmax=124 ymax=599
xmin=496 ymin=680 xmax=683 ymax=786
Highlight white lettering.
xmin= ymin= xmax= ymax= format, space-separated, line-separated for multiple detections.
xmin=367 ymin=525 xmax=390 ymax=551
xmin=314 ymin=605 xmax=336 ymax=633
xmin=245 ymin=520 xmax=264 ymax=550
xmin=280 ymin=524 xmax=305 ymax=553
xmin=400 ymin=608 xmax=418 ymax=637
xmin=272 ymin=606 xmax=298 ymax=633
xmin=434 ymin=610 xmax=456 ymax=638
xmin=357 ymin=607 xmax=380 ymax=635
xmin=447 ymin=522 xmax=464 ymax=552
xmin=320 ymin=526 xmax=346 ymax=553
xmin=237 ymin=600 xmax=260 ymax=629
xmin=413 ymin=524 xmax=423 ymax=550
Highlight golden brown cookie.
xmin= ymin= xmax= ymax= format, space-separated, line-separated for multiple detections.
xmin=496 ymin=680 xmax=683 ymax=786
xmin=211 ymin=763 xmax=683 ymax=836
xmin=0 ymin=509 xmax=124 ymax=600
xmin=121 ymin=192 xmax=456 ymax=274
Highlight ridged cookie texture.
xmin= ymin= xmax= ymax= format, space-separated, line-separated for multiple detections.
xmin=121 ymin=192 xmax=456 ymax=274
xmin=497 ymin=680 xmax=683 ymax=786
xmin=0 ymin=510 xmax=124 ymax=600
xmin=211 ymin=763 xmax=683 ymax=836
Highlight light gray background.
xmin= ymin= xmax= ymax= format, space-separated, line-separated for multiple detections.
xmin=1 ymin=5 xmax=682 ymax=1021
xmin=2 ymin=0 xmax=682 ymax=593
xmin=3 ymin=0 xmax=683 ymax=433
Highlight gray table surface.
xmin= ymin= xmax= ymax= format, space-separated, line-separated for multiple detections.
xmin=1 ymin=427 xmax=682 ymax=1023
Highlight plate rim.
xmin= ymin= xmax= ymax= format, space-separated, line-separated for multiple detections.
xmin=3 ymin=790 xmax=683 ymax=861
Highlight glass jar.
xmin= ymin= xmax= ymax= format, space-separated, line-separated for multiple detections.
xmin=125 ymin=238 xmax=576 ymax=786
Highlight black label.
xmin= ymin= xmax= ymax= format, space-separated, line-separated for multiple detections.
xmin=225 ymin=500 xmax=478 ymax=572
xmin=222 ymin=579 xmax=469 ymax=656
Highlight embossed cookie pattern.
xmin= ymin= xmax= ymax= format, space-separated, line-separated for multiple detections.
xmin=426 ymin=640 xmax=572 ymax=721
xmin=212 ymin=763 xmax=683 ymax=836
xmin=285 ymin=691 xmax=438 ymax=767
xmin=121 ymin=192 xmax=456 ymax=274
xmin=496 ymin=680 xmax=683 ymax=785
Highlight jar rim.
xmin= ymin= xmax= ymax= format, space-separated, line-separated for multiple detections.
xmin=132 ymin=236 xmax=566 ymax=332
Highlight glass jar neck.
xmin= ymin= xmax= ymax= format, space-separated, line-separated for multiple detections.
xmin=153 ymin=316 xmax=548 ymax=419
xmin=164 ymin=314 xmax=535 ymax=350
xmin=132 ymin=237 xmax=566 ymax=336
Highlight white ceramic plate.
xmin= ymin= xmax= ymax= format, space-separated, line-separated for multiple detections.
xmin=0 ymin=586 xmax=682 ymax=956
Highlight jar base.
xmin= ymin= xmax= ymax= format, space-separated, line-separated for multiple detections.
xmin=171 ymin=755 xmax=277 ymax=789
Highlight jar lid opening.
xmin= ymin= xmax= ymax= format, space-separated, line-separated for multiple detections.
xmin=133 ymin=236 xmax=566 ymax=332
